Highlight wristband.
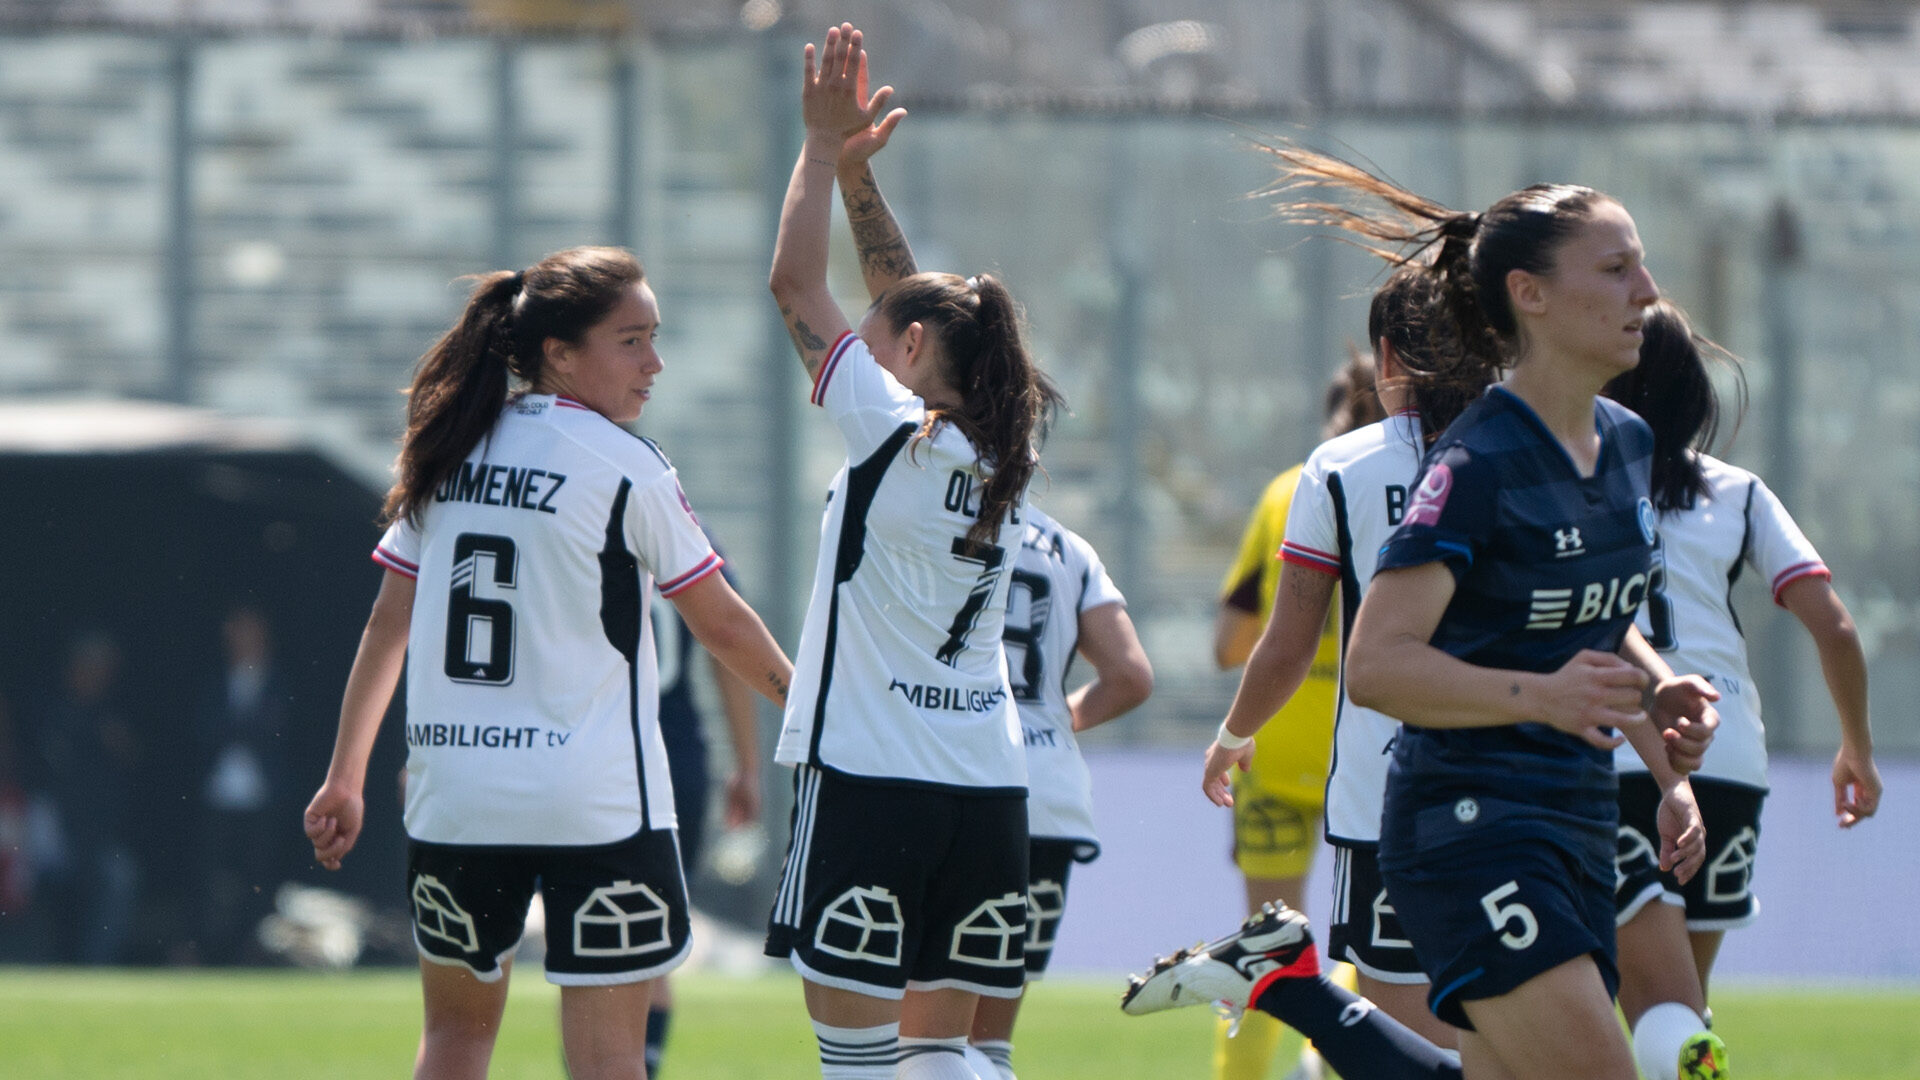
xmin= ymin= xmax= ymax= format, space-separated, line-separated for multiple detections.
xmin=1215 ymin=722 xmax=1253 ymax=750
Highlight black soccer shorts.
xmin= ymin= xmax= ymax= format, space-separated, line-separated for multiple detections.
xmin=1615 ymin=772 xmax=1765 ymax=931
xmin=407 ymin=828 xmax=691 ymax=985
xmin=1328 ymin=843 xmax=1428 ymax=984
xmin=766 ymin=764 xmax=1030 ymax=999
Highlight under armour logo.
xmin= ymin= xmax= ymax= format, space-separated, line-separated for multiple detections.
xmin=1339 ymin=999 xmax=1377 ymax=1027
xmin=1554 ymin=527 xmax=1585 ymax=556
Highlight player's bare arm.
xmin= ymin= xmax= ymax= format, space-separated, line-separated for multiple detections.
xmin=839 ymin=165 xmax=917 ymax=300
xmin=1617 ymin=623 xmax=1719 ymax=773
xmin=1349 ymin=561 xmax=1647 ymax=748
xmin=305 ymin=568 xmax=414 ymax=870
xmin=1066 ymin=601 xmax=1153 ymax=734
xmin=769 ymin=26 xmax=862 ymax=379
xmin=1779 ymin=575 xmax=1882 ymax=826
xmin=670 ymin=571 xmax=793 ymax=707
xmin=1201 ymin=561 xmax=1337 ymax=807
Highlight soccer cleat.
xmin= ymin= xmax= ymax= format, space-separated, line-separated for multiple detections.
xmin=1120 ymin=902 xmax=1321 ymax=1021
xmin=1679 ymin=1030 xmax=1729 ymax=1080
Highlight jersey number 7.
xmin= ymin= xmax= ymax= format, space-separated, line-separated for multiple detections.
xmin=936 ymin=536 xmax=1006 ymax=667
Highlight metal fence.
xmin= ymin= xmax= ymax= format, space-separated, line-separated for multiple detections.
xmin=2 ymin=28 xmax=1917 ymax=754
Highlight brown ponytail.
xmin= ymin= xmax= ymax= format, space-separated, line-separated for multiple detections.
xmin=1256 ymin=143 xmax=1623 ymax=443
xmin=878 ymin=272 xmax=1063 ymax=547
xmin=385 ymin=246 xmax=644 ymax=525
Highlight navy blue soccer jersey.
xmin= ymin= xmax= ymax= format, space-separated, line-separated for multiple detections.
xmin=1375 ymin=386 xmax=1657 ymax=864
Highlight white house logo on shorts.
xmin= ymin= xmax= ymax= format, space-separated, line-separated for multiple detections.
xmin=1403 ymin=463 xmax=1453 ymax=528
xmin=1637 ymin=497 xmax=1658 ymax=545
xmin=412 ymin=874 xmax=480 ymax=953
xmin=816 ymin=885 xmax=906 ymax=966
xmin=1026 ymin=879 xmax=1066 ymax=954
xmin=1454 ymin=798 xmax=1480 ymax=824
xmin=950 ymin=892 xmax=1029 ymax=969
xmin=574 ymin=880 xmax=673 ymax=957
xmin=1705 ymin=826 xmax=1759 ymax=903
xmin=1615 ymin=825 xmax=1657 ymax=890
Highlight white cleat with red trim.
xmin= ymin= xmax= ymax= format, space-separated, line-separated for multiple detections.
xmin=1120 ymin=902 xmax=1321 ymax=1022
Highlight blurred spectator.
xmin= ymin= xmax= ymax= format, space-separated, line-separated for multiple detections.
xmin=35 ymin=632 xmax=140 ymax=965
xmin=191 ymin=606 xmax=290 ymax=964
xmin=0 ymin=695 xmax=34 ymax=939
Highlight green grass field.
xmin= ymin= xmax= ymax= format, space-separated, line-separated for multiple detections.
xmin=2 ymin=967 xmax=1916 ymax=1078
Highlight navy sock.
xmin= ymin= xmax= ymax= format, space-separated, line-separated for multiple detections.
xmin=645 ymin=1005 xmax=671 ymax=1076
xmin=1255 ymin=975 xmax=1461 ymax=1080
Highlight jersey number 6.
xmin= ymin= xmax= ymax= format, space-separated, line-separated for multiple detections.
xmin=446 ymin=532 xmax=519 ymax=686
xmin=1479 ymin=881 xmax=1539 ymax=951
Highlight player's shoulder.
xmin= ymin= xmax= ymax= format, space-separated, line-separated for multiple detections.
xmin=1596 ymin=396 xmax=1654 ymax=455
xmin=1306 ymin=414 xmax=1421 ymax=472
xmin=1017 ymin=505 xmax=1084 ymax=567
xmin=1694 ymin=452 xmax=1757 ymax=492
xmin=533 ymin=395 xmax=676 ymax=482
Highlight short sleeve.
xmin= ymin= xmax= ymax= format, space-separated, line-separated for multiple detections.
xmin=1067 ymin=529 xmax=1126 ymax=613
xmin=372 ymin=515 xmax=421 ymax=579
xmin=1745 ymin=476 xmax=1829 ymax=606
xmin=1280 ymin=455 xmax=1341 ymax=577
xmin=812 ymin=331 xmax=924 ymax=459
xmin=1376 ymin=444 xmax=1493 ymax=581
xmin=629 ymin=472 xmax=725 ymax=597
xmin=1219 ymin=474 xmax=1291 ymax=611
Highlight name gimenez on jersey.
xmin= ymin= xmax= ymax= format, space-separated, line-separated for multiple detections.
xmin=434 ymin=460 xmax=568 ymax=514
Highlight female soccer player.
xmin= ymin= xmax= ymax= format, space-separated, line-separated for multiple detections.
xmin=1126 ymin=156 xmax=1719 ymax=1080
xmin=966 ymin=504 xmax=1153 ymax=1080
xmin=1605 ymin=300 xmax=1881 ymax=1080
xmin=765 ymin=25 xmax=1061 ymax=1080
xmin=302 ymin=246 xmax=793 ymax=1080
xmin=1207 ymin=351 xmax=1383 ymax=1080
xmin=1201 ymin=266 xmax=1488 ymax=1057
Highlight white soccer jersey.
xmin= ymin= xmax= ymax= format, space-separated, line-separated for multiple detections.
xmin=1612 ymin=453 xmax=1829 ymax=789
xmin=1281 ymin=412 xmax=1426 ymax=846
xmin=373 ymin=394 xmax=724 ymax=846
xmin=776 ymin=332 xmax=1026 ymax=791
xmin=1005 ymin=507 xmax=1125 ymax=846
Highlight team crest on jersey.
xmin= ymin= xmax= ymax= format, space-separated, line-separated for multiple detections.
xmin=1403 ymin=463 xmax=1453 ymax=527
xmin=1637 ymin=497 xmax=1657 ymax=545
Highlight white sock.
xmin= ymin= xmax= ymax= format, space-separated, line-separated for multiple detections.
xmin=1633 ymin=1002 xmax=1709 ymax=1080
xmin=896 ymin=1035 xmax=974 ymax=1079
xmin=813 ymin=1019 xmax=900 ymax=1079
xmin=968 ymin=1039 xmax=1015 ymax=1080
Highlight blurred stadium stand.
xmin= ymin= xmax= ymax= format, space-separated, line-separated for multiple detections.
xmin=0 ymin=0 xmax=1914 ymax=960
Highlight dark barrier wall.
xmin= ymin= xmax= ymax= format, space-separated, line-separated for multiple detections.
xmin=0 ymin=447 xmax=408 ymax=963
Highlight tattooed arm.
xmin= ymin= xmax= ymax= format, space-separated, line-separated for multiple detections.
xmin=838 ymin=163 xmax=917 ymax=302
xmin=768 ymin=24 xmax=907 ymax=380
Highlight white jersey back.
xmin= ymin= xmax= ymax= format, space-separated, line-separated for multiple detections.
xmin=1612 ymin=453 xmax=1828 ymax=789
xmin=374 ymin=394 xmax=723 ymax=846
xmin=1006 ymin=507 xmax=1125 ymax=847
xmin=1282 ymin=412 xmax=1426 ymax=846
xmin=776 ymin=333 xmax=1026 ymax=791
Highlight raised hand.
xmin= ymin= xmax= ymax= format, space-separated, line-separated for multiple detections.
xmin=802 ymin=24 xmax=906 ymax=165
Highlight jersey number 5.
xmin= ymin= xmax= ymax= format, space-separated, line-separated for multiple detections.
xmin=446 ymin=532 xmax=519 ymax=685
xmin=1480 ymin=881 xmax=1539 ymax=951
xmin=936 ymin=537 xmax=1007 ymax=667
